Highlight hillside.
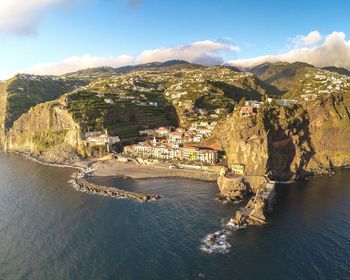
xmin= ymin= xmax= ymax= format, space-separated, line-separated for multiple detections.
xmin=3 ymin=61 xmax=349 ymax=173
xmin=62 ymin=60 xmax=195 ymax=80
xmin=249 ymin=61 xmax=350 ymax=100
xmin=6 ymin=101 xmax=85 ymax=164
xmin=64 ymin=64 xmax=280 ymax=131
xmin=0 ymin=63 xmax=280 ymax=161
xmin=114 ymin=60 xmax=193 ymax=73
xmin=0 ymin=74 xmax=85 ymax=148
xmin=207 ymin=91 xmax=350 ymax=180
xmin=248 ymin=61 xmax=314 ymax=93
xmin=322 ymin=66 xmax=350 ymax=77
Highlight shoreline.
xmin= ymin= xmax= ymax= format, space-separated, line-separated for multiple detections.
xmin=89 ymin=159 xmax=219 ymax=182
xmin=13 ymin=151 xmax=88 ymax=171
xmin=9 ymin=151 xmax=348 ymax=183
xmin=8 ymin=151 xmax=219 ymax=182
xmin=6 ymin=152 xmax=220 ymax=203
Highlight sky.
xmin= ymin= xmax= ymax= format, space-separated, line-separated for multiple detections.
xmin=0 ymin=0 xmax=350 ymax=79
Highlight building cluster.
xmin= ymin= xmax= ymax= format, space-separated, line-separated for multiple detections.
xmin=83 ymin=131 xmax=120 ymax=146
xmin=240 ymin=98 xmax=297 ymax=117
xmin=128 ymin=123 xmax=220 ymax=164
xmin=140 ymin=121 xmax=217 ymax=145
xmin=301 ymin=70 xmax=350 ymax=100
xmin=124 ymin=140 xmax=218 ymax=164
xmin=16 ymin=74 xmax=60 ymax=82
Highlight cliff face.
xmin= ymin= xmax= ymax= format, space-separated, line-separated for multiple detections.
xmin=212 ymin=114 xmax=269 ymax=176
xmin=6 ymin=102 xmax=85 ymax=164
xmin=209 ymin=99 xmax=349 ymax=181
xmin=0 ymin=75 xmax=85 ymax=150
xmin=0 ymin=82 xmax=7 ymax=149
xmin=306 ymin=95 xmax=350 ymax=169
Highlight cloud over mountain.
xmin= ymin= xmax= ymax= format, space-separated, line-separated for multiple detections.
xmin=19 ymin=54 xmax=134 ymax=76
xmin=4 ymin=31 xmax=350 ymax=79
xmin=137 ymin=40 xmax=239 ymax=66
xmin=229 ymin=31 xmax=350 ymax=69
xmin=15 ymin=40 xmax=239 ymax=76
xmin=294 ymin=30 xmax=323 ymax=46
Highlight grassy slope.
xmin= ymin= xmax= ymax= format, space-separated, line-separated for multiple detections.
xmin=4 ymin=75 xmax=85 ymax=129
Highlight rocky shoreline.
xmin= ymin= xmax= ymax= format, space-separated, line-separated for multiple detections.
xmin=72 ymin=172 xmax=161 ymax=202
xmin=9 ymin=151 xmax=220 ymax=202
xmin=14 ymin=151 xmax=87 ymax=171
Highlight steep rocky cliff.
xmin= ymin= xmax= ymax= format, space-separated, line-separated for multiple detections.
xmin=0 ymin=82 xmax=7 ymax=149
xmin=209 ymin=113 xmax=269 ymax=176
xmin=306 ymin=94 xmax=350 ymax=168
xmin=6 ymin=101 xmax=85 ymax=164
xmin=0 ymin=74 xmax=85 ymax=149
xmin=209 ymin=95 xmax=350 ymax=181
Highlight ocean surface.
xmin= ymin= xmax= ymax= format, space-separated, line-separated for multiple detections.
xmin=0 ymin=152 xmax=349 ymax=280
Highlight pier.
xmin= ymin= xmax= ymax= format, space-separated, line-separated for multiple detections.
xmin=72 ymin=172 xmax=160 ymax=202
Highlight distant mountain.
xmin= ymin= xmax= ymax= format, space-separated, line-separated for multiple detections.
xmin=63 ymin=60 xmax=197 ymax=80
xmin=322 ymin=66 xmax=350 ymax=77
xmin=248 ymin=61 xmax=314 ymax=93
xmin=114 ymin=60 xmax=195 ymax=73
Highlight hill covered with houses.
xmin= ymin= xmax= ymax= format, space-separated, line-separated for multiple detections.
xmin=0 ymin=60 xmax=349 ymax=179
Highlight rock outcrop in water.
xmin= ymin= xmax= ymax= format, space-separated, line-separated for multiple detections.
xmin=217 ymin=175 xmax=251 ymax=200
xmin=232 ymin=182 xmax=276 ymax=226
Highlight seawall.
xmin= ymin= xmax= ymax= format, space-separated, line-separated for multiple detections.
xmin=72 ymin=172 xmax=160 ymax=202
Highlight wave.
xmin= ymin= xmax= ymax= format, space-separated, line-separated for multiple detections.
xmin=200 ymin=218 xmax=246 ymax=254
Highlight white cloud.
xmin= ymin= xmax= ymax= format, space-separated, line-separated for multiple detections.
xmin=229 ymin=31 xmax=350 ymax=69
xmin=6 ymin=40 xmax=239 ymax=78
xmin=7 ymin=32 xmax=350 ymax=79
xmin=0 ymin=0 xmax=78 ymax=35
xmin=19 ymin=54 xmax=134 ymax=76
xmin=298 ymin=30 xmax=322 ymax=46
xmin=137 ymin=40 xmax=239 ymax=66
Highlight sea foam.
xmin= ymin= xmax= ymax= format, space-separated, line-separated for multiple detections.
xmin=200 ymin=218 xmax=246 ymax=254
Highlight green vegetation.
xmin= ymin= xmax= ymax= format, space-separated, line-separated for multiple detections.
xmin=249 ymin=62 xmax=313 ymax=93
xmin=5 ymin=75 xmax=85 ymax=129
xmin=67 ymin=89 xmax=178 ymax=137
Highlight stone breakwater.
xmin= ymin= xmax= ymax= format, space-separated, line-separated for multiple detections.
xmin=173 ymin=171 xmax=219 ymax=182
xmin=72 ymin=173 xmax=160 ymax=202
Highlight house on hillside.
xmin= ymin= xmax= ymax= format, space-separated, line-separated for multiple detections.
xmin=84 ymin=131 xmax=120 ymax=153
xmin=231 ymin=164 xmax=245 ymax=175
xmin=84 ymin=132 xmax=120 ymax=146
xmin=267 ymin=98 xmax=297 ymax=106
xmin=155 ymin=127 xmax=170 ymax=137
xmin=169 ymin=131 xmax=184 ymax=144
xmin=245 ymin=100 xmax=263 ymax=109
xmin=301 ymin=94 xmax=318 ymax=101
xmin=240 ymin=106 xmax=257 ymax=117
xmin=104 ymin=98 xmax=114 ymax=105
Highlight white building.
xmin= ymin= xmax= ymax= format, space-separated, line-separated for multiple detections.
xmin=245 ymin=100 xmax=263 ymax=109
xmin=301 ymin=94 xmax=318 ymax=101
xmin=267 ymin=98 xmax=297 ymax=106
xmin=84 ymin=132 xmax=120 ymax=146
xmin=104 ymin=98 xmax=114 ymax=105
